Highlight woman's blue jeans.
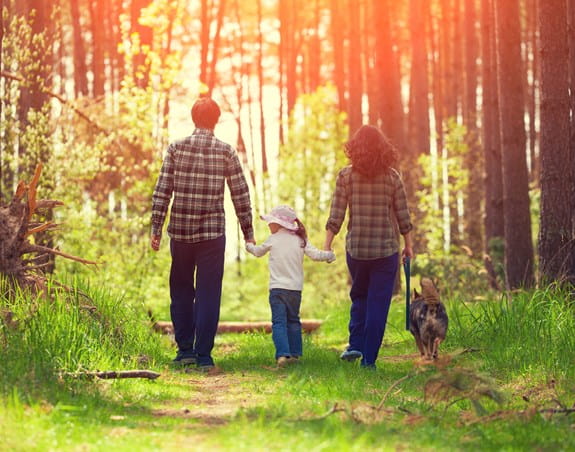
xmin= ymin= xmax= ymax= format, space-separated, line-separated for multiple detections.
xmin=269 ymin=288 xmax=302 ymax=359
xmin=346 ymin=252 xmax=399 ymax=366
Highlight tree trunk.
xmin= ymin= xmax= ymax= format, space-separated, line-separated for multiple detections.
xmin=200 ymin=0 xmax=209 ymax=88
xmin=70 ymin=0 xmax=88 ymax=97
xmin=330 ymin=0 xmax=347 ymax=113
xmin=408 ymin=0 xmax=430 ymax=157
xmin=538 ymin=0 xmax=573 ymax=284
xmin=347 ymin=0 xmax=362 ymax=135
xmin=494 ymin=0 xmax=535 ymax=289
xmin=207 ymin=0 xmax=227 ymax=95
xmin=481 ymin=0 xmax=504 ymax=254
xmin=462 ymin=0 xmax=482 ymax=255
xmin=89 ymin=0 xmax=105 ymax=98
xmin=373 ymin=0 xmax=405 ymax=147
xmin=526 ymin=0 xmax=539 ymax=184
xmin=286 ymin=0 xmax=298 ymax=114
xmin=569 ymin=0 xmax=575 ymax=283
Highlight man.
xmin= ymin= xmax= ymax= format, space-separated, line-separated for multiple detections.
xmin=151 ymin=97 xmax=254 ymax=370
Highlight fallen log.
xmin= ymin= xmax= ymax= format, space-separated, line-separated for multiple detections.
xmin=152 ymin=319 xmax=323 ymax=335
xmin=61 ymin=370 xmax=160 ymax=380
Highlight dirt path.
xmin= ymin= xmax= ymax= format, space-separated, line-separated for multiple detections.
xmin=150 ymin=368 xmax=269 ymax=427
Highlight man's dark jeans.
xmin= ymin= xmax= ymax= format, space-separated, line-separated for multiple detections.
xmin=169 ymin=235 xmax=225 ymax=366
xmin=346 ymin=252 xmax=399 ymax=366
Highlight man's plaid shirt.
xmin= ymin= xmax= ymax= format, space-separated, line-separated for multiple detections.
xmin=151 ymin=128 xmax=253 ymax=243
xmin=326 ymin=166 xmax=413 ymax=259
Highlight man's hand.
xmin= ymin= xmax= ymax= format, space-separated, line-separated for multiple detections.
xmin=151 ymin=234 xmax=161 ymax=251
xmin=245 ymin=237 xmax=256 ymax=245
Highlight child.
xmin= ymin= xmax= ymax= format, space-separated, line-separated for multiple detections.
xmin=246 ymin=205 xmax=335 ymax=366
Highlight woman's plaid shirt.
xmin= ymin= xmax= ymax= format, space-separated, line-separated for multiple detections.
xmin=151 ymin=128 xmax=253 ymax=243
xmin=326 ymin=166 xmax=413 ymax=259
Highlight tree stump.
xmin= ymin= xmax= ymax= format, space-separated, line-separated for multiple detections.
xmin=0 ymin=164 xmax=96 ymax=293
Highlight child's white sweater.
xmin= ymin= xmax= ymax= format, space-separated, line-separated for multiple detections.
xmin=246 ymin=228 xmax=335 ymax=291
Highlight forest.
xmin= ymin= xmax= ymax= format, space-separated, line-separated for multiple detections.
xmin=1 ymin=0 xmax=574 ymax=450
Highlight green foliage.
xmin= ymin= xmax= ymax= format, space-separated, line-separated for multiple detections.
xmin=416 ymin=118 xmax=469 ymax=254
xmin=272 ymin=84 xmax=351 ymax=311
xmin=278 ymin=84 xmax=349 ymax=230
xmin=448 ymin=284 xmax=575 ymax=379
xmin=412 ymin=252 xmax=495 ymax=300
xmin=0 ymin=276 xmax=165 ymax=397
xmin=1 ymin=279 xmax=575 ymax=450
xmin=0 ymin=11 xmax=53 ymax=198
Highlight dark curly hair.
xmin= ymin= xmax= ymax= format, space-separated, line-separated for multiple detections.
xmin=345 ymin=125 xmax=398 ymax=178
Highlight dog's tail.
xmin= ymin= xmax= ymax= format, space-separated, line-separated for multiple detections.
xmin=420 ymin=277 xmax=440 ymax=304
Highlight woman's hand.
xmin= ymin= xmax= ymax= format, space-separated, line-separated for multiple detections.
xmin=401 ymin=246 xmax=414 ymax=264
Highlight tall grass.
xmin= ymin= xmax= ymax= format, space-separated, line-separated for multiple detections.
xmin=0 ymin=276 xmax=166 ymax=397
xmin=448 ymin=284 xmax=575 ymax=379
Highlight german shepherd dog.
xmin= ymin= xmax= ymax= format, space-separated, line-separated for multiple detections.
xmin=409 ymin=278 xmax=448 ymax=360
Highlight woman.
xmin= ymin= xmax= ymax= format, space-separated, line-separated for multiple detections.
xmin=324 ymin=125 xmax=414 ymax=369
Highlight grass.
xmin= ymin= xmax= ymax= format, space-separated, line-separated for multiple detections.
xmin=1 ymin=276 xmax=575 ymax=451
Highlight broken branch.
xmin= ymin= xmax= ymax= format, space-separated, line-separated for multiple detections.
xmin=61 ymin=370 xmax=161 ymax=380
xmin=24 ymin=244 xmax=98 ymax=266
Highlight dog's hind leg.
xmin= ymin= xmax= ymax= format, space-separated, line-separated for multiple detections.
xmin=422 ymin=341 xmax=433 ymax=361
xmin=414 ymin=335 xmax=425 ymax=356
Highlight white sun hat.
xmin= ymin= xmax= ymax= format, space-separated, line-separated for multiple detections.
xmin=260 ymin=205 xmax=299 ymax=231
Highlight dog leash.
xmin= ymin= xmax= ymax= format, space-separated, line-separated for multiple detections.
xmin=404 ymin=256 xmax=411 ymax=331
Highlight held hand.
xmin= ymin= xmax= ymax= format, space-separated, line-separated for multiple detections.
xmin=326 ymin=251 xmax=336 ymax=264
xmin=151 ymin=234 xmax=161 ymax=251
xmin=245 ymin=238 xmax=256 ymax=245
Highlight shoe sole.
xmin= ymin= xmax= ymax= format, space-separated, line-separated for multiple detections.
xmin=340 ymin=352 xmax=362 ymax=362
xmin=173 ymin=358 xmax=197 ymax=366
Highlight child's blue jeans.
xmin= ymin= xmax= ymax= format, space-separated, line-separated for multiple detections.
xmin=346 ymin=252 xmax=399 ymax=366
xmin=269 ymin=288 xmax=302 ymax=359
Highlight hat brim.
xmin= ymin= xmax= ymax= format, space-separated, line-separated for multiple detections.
xmin=260 ymin=214 xmax=299 ymax=231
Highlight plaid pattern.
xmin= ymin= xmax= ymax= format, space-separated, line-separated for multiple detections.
xmin=326 ymin=166 xmax=412 ymax=259
xmin=151 ymin=128 xmax=253 ymax=242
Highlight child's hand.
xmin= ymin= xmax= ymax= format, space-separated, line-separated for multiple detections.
xmin=326 ymin=251 xmax=336 ymax=263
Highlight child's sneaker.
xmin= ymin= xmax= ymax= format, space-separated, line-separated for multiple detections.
xmin=277 ymin=356 xmax=290 ymax=367
xmin=340 ymin=349 xmax=363 ymax=362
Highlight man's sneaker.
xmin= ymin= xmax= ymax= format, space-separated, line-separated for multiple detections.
xmin=197 ymin=363 xmax=216 ymax=373
xmin=173 ymin=349 xmax=197 ymax=365
xmin=340 ymin=349 xmax=363 ymax=362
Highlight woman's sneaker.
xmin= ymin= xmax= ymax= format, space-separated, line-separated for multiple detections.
xmin=340 ymin=349 xmax=363 ymax=362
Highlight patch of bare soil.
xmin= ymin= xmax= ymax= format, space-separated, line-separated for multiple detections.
xmin=152 ymin=371 xmax=263 ymax=426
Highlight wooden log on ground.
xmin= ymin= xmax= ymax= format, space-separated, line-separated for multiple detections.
xmin=152 ymin=320 xmax=323 ymax=335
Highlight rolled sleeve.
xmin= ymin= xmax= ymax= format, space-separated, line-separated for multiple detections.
xmin=226 ymin=148 xmax=254 ymax=240
xmin=151 ymin=145 xmax=175 ymax=237
xmin=326 ymin=168 xmax=350 ymax=234
xmin=393 ymin=172 xmax=413 ymax=235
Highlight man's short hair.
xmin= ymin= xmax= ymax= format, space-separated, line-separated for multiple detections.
xmin=191 ymin=97 xmax=221 ymax=129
